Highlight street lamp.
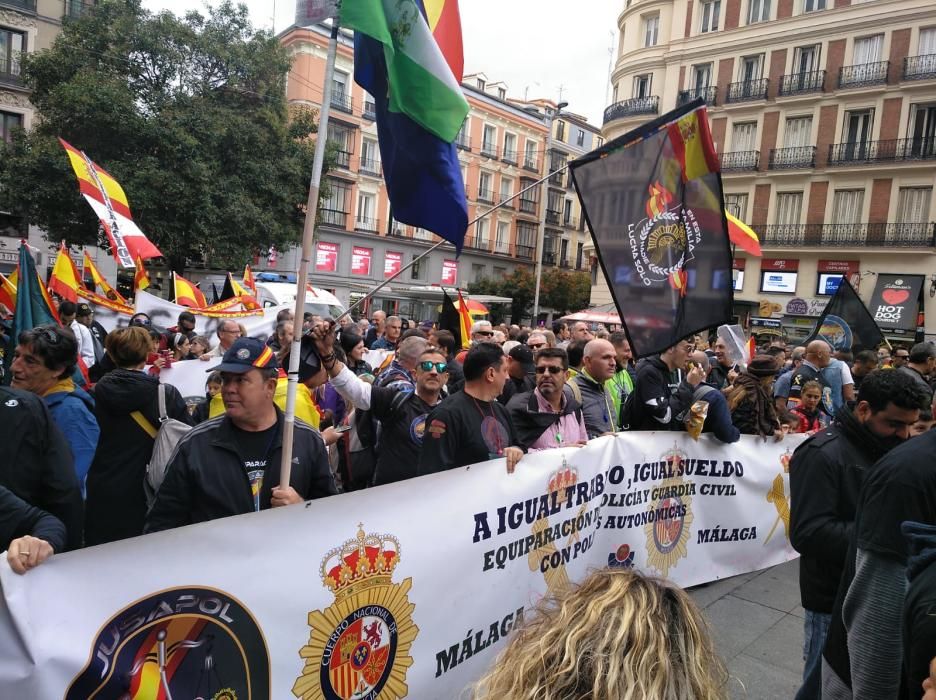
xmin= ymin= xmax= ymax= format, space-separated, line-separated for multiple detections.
xmin=532 ymin=100 xmax=568 ymax=325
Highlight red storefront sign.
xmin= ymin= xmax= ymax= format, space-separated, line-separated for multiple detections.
xmin=761 ymin=258 xmax=799 ymax=271
xmin=315 ymin=242 xmax=339 ymax=273
xmin=441 ymin=259 xmax=458 ymax=286
xmin=351 ymin=246 xmax=372 ymax=276
xmin=384 ymin=251 xmax=403 ymax=278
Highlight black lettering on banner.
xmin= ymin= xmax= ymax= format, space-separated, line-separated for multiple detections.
xmin=435 ymin=607 xmax=524 ymax=677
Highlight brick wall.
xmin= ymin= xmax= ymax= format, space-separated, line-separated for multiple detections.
xmin=825 ymin=39 xmax=846 ymax=91
xmin=717 ymin=57 xmax=735 ymax=105
xmin=806 ymin=181 xmax=829 ymax=226
xmin=777 ymin=0 xmax=794 ymax=19
xmin=834 ymin=0 xmax=850 ymax=8
xmin=724 ymin=0 xmax=741 ymax=30
xmin=879 ymin=97 xmax=903 ymax=142
xmin=869 ymin=179 xmax=892 ymax=224
xmin=889 ymin=28 xmax=911 ymax=84
xmin=711 ymin=116 xmax=727 ymax=152
xmin=768 ymin=49 xmax=788 ymax=100
xmin=760 ymin=111 xmax=780 ymax=170
xmin=815 ymin=104 xmax=839 ymax=168
xmin=679 ymin=65 xmax=686 ymax=92
xmin=685 ymin=0 xmax=695 ymax=38
xmin=752 ymin=184 xmax=772 ymax=227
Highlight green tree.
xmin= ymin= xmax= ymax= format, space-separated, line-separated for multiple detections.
xmin=540 ymin=269 xmax=591 ymax=315
xmin=469 ymin=267 xmax=535 ymax=323
xmin=0 ymin=0 xmax=320 ymax=272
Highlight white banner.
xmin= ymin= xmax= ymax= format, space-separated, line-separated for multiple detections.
xmin=0 ymin=433 xmax=803 ymax=698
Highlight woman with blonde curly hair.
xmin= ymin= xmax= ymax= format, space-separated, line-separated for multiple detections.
xmin=473 ymin=568 xmax=728 ymax=700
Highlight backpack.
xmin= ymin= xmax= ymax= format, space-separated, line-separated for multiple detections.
xmin=130 ymin=383 xmax=192 ymax=507
xmin=344 ymin=389 xmax=414 ymax=491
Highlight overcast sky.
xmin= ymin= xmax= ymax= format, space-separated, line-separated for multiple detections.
xmin=142 ymin=0 xmax=620 ymax=126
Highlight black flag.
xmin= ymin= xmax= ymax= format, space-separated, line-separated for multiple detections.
xmin=570 ymin=99 xmax=732 ymax=358
xmin=438 ymin=289 xmax=462 ymax=349
xmin=807 ymin=277 xmax=883 ymax=353
xmin=210 ymin=283 xmax=222 ymax=305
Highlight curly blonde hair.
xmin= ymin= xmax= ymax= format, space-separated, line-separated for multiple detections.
xmin=472 ymin=568 xmax=728 ymax=700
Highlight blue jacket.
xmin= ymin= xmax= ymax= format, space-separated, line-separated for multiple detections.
xmin=696 ymin=382 xmax=741 ymax=444
xmin=45 ymin=386 xmax=100 ymax=496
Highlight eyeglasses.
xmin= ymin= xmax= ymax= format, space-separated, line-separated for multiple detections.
xmin=418 ymin=360 xmax=448 ymax=373
xmin=535 ymin=365 xmax=564 ymax=375
xmin=528 ymin=343 xmax=546 ymax=350
xmin=895 ymin=354 xmax=909 ymax=359
xmin=476 ymin=331 xmax=494 ymax=337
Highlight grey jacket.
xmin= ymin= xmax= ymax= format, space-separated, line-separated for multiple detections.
xmin=570 ymin=371 xmax=615 ymax=438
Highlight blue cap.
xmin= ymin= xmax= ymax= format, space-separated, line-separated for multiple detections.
xmin=209 ymin=337 xmax=278 ymax=374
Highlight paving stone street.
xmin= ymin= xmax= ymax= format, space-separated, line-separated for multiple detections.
xmin=689 ymin=559 xmax=804 ymax=699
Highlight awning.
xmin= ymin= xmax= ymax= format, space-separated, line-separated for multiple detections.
xmin=867 ymin=274 xmax=924 ymax=333
xmin=465 ymin=299 xmax=488 ymax=313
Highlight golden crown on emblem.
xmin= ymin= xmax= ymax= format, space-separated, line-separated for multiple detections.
xmin=320 ymin=523 xmax=401 ymax=596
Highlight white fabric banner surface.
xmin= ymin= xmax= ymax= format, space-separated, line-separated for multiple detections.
xmin=0 ymin=433 xmax=803 ymax=699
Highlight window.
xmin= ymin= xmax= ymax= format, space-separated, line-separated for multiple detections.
xmin=360 ymin=138 xmax=379 ymax=173
xmin=476 ymin=77 xmax=486 ymax=90
xmin=724 ymin=193 xmax=749 ymax=219
xmin=700 ymin=0 xmax=720 ymax=33
xmin=1 ymin=110 xmax=23 ymax=144
xmin=497 ymin=87 xmax=506 ymax=100
xmin=803 ymin=0 xmax=826 ymax=12
xmin=455 ymin=118 xmax=469 ymax=148
xmin=547 ymin=189 xmax=563 ymax=219
xmin=493 ymin=266 xmax=507 ymax=279
xmin=326 ymin=122 xmax=355 ymax=168
xmin=362 ymin=91 xmax=376 ymax=118
xmin=556 ymin=120 xmax=566 ymax=142
xmin=740 ymin=55 xmax=764 ymax=82
xmin=775 ymin=192 xmax=803 ymax=225
xmin=731 ymin=121 xmax=758 ymax=151
xmin=576 ymin=129 xmax=585 ymax=147
xmin=478 ymin=171 xmax=493 ymax=202
xmin=841 ymin=109 xmax=874 ymax=160
xmin=482 ymin=124 xmax=497 ymax=156
xmin=499 ymin=176 xmax=513 ymax=203
xmin=794 ymin=45 xmax=820 ymax=74
xmin=0 ymin=28 xmax=25 ymax=79
xmin=524 ymin=140 xmax=538 ymax=170
xmin=495 ymin=221 xmax=511 ymax=253
xmin=503 ymin=132 xmax=517 ymax=161
xmin=748 ymin=0 xmax=770 ymax=23
xmin=410 ymin=253 xmax=426 ymax=280
xmin=322 ymin=178 xmax=350 ymax=227
xmin=356 ymin=192 xmax=376 ymax=230
xmin=692 ymin=63 xmax=713 ymax=90
xmin=908 ymin=104 xmax=936 ymax=158
xmin=853 ymin=34 xmax=883 ymax=64
xmin=517 ymin=221 xmax=536 ymax=248
xmin=643 ymin=15 xmax=659 ymax=47
xmin=576 ymin=242 xmax=584 ymax=269
xmin=475 ymin=219 xmax=490 ymax=248
xmin=920 ymin=28 xmax=936 ymax=56
xmin=896 ymin=187 xmax=932 ymax=224
xmin=783 ymin=116 xmax=813 ymax=148
xmin=563 ymin=198 xmax=573 ymax=225
xmin=633 ymin=74 xmax=653 ymax=98
xmin=831 ymin=189 xmax=865 ymax=225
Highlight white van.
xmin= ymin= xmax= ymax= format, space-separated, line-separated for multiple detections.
xmin=254 ymin=281 xmax=347 ymax=320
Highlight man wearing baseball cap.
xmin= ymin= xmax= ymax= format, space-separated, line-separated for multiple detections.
xmin=145 ymin=337 xmax=337 ymax=532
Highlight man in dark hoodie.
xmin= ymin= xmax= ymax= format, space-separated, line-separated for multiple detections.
xmin=506 ymin=348 xmax=588 ymax=451
xmin=630 ymin=337 xmax=704 ymax=432
xmin=903 ymin=520 xmax=936 ymax=697
xmin=789 ymin=369 xmax=930 ymax=700
xmin=498 ymin=344 xmax=536 ymax=406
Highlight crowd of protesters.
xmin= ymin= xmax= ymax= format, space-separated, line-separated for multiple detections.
xmin=4 ymin=300 xmax=936 ymax=698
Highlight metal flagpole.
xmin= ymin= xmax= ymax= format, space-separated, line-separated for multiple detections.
xmin=337 ymin=164 xmax=571 ymax=322
xmin=279 ymin=21 xmax=340 ymax=488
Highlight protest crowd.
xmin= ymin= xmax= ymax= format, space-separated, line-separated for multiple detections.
xmin=3 ymin=289 xmax=936 ymax=698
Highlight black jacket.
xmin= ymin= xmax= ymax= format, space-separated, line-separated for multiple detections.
xmin=631 ymin=356 xmax=694 ymax=432
xmin=145 ymin=409 xmax=337 ymax=533
xmin=85 ymin=369 xmax=192 ymax=546
xmin=506 ymin=390 xmax=584 ymax=451
xmin=0 ymin=484 xmax=67 ymax=554
xmin=0 ymin=386 xmax=83 ymax=551
xmin=903 ymin=521 xmax=936 ymax=699
xmin=498 ymin=372 xmax=535 ymax=406
xmin=789 ymin=417 xmax=878 ymax=612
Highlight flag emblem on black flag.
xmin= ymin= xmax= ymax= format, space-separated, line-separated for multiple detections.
xmin=570 ymin=100 xmax=733 ymax=358
xmin=807 ymin=277 xmax=884 ymax=353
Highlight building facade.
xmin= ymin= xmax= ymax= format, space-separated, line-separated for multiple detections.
xmin=591 ymin=0 xmax=936 ymax=344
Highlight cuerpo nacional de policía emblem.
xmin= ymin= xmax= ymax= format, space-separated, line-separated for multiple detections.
xmin=632 ymin=181 xmax=702 ymax=295
xmin=293 ymin=524 xmax=418 ymax=700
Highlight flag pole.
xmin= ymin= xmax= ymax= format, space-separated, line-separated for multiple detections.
xmin=280 ymin=21 xmax=341 ymax=488
xmin=336 ymin=164 xmax=571 ymax=322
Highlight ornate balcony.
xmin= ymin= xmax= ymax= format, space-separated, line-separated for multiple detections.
xmin=0 ymin=57 xmax=23 ymax=88
xmin=330 ymin=92 xmax=353 ymax=113
xmin=726 ymin=78 xmax=769 ymax=103
xmin=501 ymin=149 xmax=518 ymax=164
xmin=779 ymin=70 xmax=825 ymax=96
xmin=477 ymin=188 xmax=494 ymax=204
xmin=333 ymin=149 xmax=352 ymax=169
xmin=904 ymin=54 xmax=936 ymax=81
xmin=768 ymin=146 xmax=816 ymax=169
xmin=602 ymin=96 xmax=659 ymax=124
xmin=455 ymin=135 xmax=471 ymax=152
xmin=828 ymin=138 xmax=936 ymax=165
xmin=838 ymin=61 xmax=889 ymax=89
xmin=720 ymin=151 xmax=760 ymax=171
xmin=362 ymin=102 xmax=376 ymax=121
xmin=515 ymin=244 xmax=535 ymax=260
xmin=481 ymin=141 xmax=498 ymax=158
xmin=545 ymin=209 xmax=561 ymax=225
xmin=320 ymin=209 xmax=348 ymax=228
xmin=677 ymin=86 xmax=717 ymax=106
xmin=760 ymin=222 xmax=935 ymax=248
xmin=354 ymin=217 xmax=379 ymax=233
xmin=359 ymin=158 xmax=381 ymax=177
xmin=519 ymin=197 xmax=538 ymax=214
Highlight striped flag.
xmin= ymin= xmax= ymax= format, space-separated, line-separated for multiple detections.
xmin=174 ymin=272 xmax=207 ymax=309
xmin=726 ymin=211 xmax=762 ymax=257
xmin=59 ymin=139 xmax=163 ymax=268
xmin=0 ymin=271 xmax=17 ymax=311
xmin=456 ymin=290 xmax=472 ymax=350
xmin=83 ymin=251 xmax=127 ymax=303
xmin=422 ymin=0 xmax=463 ymax=82
xmin=133 ymin=256 xmax=150 ymax=292
xmin=243 ymin=263 xmax=257 ymax=294
xmin=49 ymin=243 xmax=81 ymax=303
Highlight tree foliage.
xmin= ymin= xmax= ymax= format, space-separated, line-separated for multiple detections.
xmin=0 ymin=0 xmax=320 ymax=271
xmin=468 ymin=268 xmax=590 ymax=323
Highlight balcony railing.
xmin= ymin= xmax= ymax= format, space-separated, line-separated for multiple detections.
xmin=760 ymin=222 xmax=935 ymax=248
xmin=63 ymin=0 xmax=92 ymax=19
xmin=501 ymin=149 xmax=518 ymax=164
xmin=602 ymin=96 xmax=659 ymax=124
xmin=779 ymin=70 xmax=826 ymax=96
xmin=464 ymin=237 xmax=490 ymax=252
xmin=515 ymin=244 xmax=535 ymax=260
xmin=904 ymin=54 xmax=936 ymax=81
xmin=355 ymin=217 xmax=379 ymax=233
xmin=455 ymin=135 xmax=471 ymax=151
xmin=0 ymin=58 xmax=23 ymax=87
xmin=477 ymin=188 xmax=494 ymax=203
xmin=330 ymin=92 xmax=353 ymax=113
xmin=362 ymin=102 xmax=376 ymax=120
xmin=494 ymin=241 xmax=511 ymax=255
xmin=548 ymin=171 xmax=565 ymax=186
xmin=519 ymin=197 xmax=538 ymax=214
xmin=720 ymin=150 xmax=760 ymax=171
xmin=320 ymin=209 xmax=348 ymax=228
xmin=481 ymin=142 xmax=498 ymax=158
xmin=333 ymin=149 xmax=352 ymax=169
xmin=768 ymin=146 xmax=816 ymax=169
xmin=677 ymin=86 xmax=717 ymax=106
xmin=359 ymin=158 xmax=381 ymax=176
xmin=838 ymin=61 xmax=889 ymax=89
xmin=828 ymin=138 xmax=936 ymax=165
xmin=545 ymin=209 xmax=561 ymax=225
xmin=523 ymin=158 xmax=538 ymax=173
xmin=498 ymin=193 xmax=515 ymax=209
xmin=726 ymin=78 xmax=769 ymax=103
xmin=2 ymin=0 xmax=36 ymax=12
xmin=542 ymin=251 xmax=557 ymax=265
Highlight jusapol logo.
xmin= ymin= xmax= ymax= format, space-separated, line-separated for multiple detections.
xmin=628 ymin=182 xmax=700 ymax=293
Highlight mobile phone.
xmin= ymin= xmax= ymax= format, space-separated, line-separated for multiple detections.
xmin=334 ymin=425 xmax=352 ymax=434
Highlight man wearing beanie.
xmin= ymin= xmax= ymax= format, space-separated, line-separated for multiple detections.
xmin=498 ymin=344 xmax=536 ymax=406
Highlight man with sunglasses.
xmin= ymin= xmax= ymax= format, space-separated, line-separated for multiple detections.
xmin=454 ymin=321 xmax=495 ymax=364
xmin=507 ymin=348 xmax=587 ymax=451
xmin=312 ymin=328 xmax=447 ymax=485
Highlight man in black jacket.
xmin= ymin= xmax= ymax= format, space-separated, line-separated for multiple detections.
xmin=2 ymin=485 xmax=66 ymax=574
xmin=145 ymin=338 xmax=337 ymax=533
xmin=790 ymin=369 xmax=929 ymax=700
xmin=498 ymin=344 xmax=535 ymax=406
xmin=630 ymin=337 xmax=704 ymax=431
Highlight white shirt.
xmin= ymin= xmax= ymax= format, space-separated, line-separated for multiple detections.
xmin=70 ymin=319 xmax=96 ymax=368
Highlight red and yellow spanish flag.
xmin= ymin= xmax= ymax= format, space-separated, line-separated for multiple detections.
xmin=456 ymin=290 xmax=472 ymax=350
xmin=49 ymin=243 xmax=81 ymax=303
xmin=0 ymin=271 xmax=16 ymax=311
xmin=666 ymin=109 xmax=721 ymax=183
xmin=229 ymin=274 xmax=261 ymax=311
xmin=242 ymin=263 xmax=256 ymax=294
xmin=174 ymin=271 xmax=207 ymax=309
xmin=133 ymin=254 xmax=150 ymax=292
xmin=424 ymin=0 xmax=464 ymax=82
xmin=83 ymin=251 xmax=127 ymax=303
xmin=726 ymin=211 xmax=762 ymax=257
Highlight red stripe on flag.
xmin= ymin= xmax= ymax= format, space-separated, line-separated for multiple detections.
xmin=432 ymin=0 xmax=464 ymax=82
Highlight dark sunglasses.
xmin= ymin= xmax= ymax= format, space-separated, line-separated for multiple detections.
xmin=418 ymin=360 xmax=448 ymax=373
xmin=535 ymin=365 xmax=564 ymax=375
xmin=895 ymin=354 xmax=909 ymax=359
xmin=476 ymin=330 xmax=494 ymax=337
xmin=528 ymin=342 xmax=546 ymax=350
